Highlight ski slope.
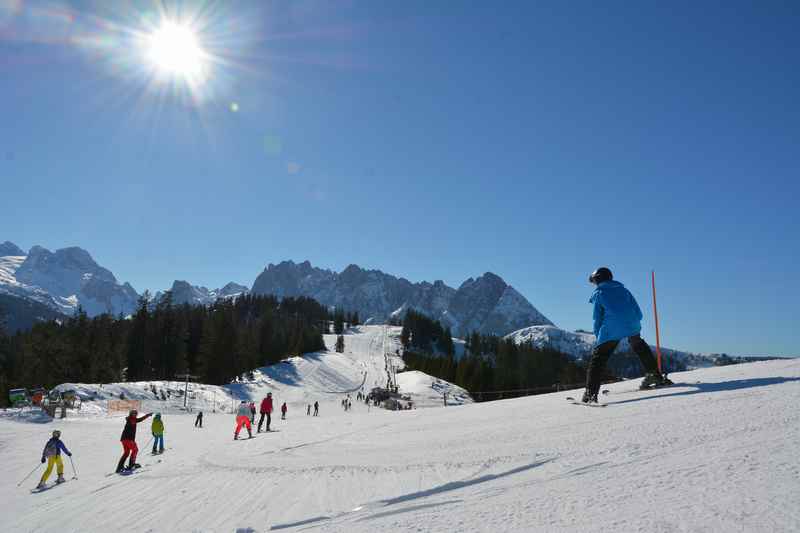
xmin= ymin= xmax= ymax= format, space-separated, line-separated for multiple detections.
xmin=33 ymin=326 xmax=469 ymax=417
xmin=1 ymin=357 xmax=798 ymax=531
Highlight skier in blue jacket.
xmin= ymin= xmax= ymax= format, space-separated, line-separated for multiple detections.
xmin=582 ymin=267 xmax=672 ymax=403
xmin=37 ymin=430 xmax=72 ymax=489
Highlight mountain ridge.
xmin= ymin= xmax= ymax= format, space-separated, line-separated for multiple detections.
xmin=251 ymin=260 xmax=553 ymax=337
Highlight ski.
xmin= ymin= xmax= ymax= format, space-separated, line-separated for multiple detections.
xmin=601 ymin=381 xmax=687 ymax=396
xmin=565 ymin=397 xmax=607 ymax=407
xmin=31 ymin=480 xmax=67 ymax=493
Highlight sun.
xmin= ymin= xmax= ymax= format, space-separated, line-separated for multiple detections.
xmin=145 ymin=21 xmax=208 ymax=80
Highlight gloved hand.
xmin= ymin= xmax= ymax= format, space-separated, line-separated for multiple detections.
xmin=41 ymin=457 xmax=45 ymax=464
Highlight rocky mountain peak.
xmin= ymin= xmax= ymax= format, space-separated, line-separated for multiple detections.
xmin=251 ymin=261 xmax=552 ymax=336
xmin=0 ymin=241 xmax=24 ymax=256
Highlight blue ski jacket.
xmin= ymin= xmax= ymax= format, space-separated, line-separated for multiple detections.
xmin=590 ymin=280 xmax=643 ymax=345
xmin=42 ymin=437 xmax=71 ymax=460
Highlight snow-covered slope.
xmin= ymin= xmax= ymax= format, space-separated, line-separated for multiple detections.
xmin=507 ymin=324 xmax=710 ymax=368
xmin=1 ymin=359 xmax=797 ymax=532
xmin=251 ymin=260 xmax=553 ymax=336
xmin=30 ymin=326 xmax=466 ymax=418
xmin=0 ymin=243 xmax=138 ymax=317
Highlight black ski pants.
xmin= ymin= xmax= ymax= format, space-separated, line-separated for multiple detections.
xmin=585 ymin=335 xmax=659 ymax=396
xmin=258 ymin=412 xmax=271 ymax=432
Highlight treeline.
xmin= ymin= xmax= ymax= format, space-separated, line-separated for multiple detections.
xmin=0 ymin=293 xmax=331 ymax=406
xmin=400 ymin=311 xmax=585 ymax=401
xmin=400 ymin=309 xmax=454 ymax=356
xmin=331 ymin=308 xmax=360 ymax=335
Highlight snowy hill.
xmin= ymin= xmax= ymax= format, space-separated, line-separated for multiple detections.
xmin=1 ymin=357 xmax=797 ymax=532
xmin=24 ymin=326 xmax=468 ymax=418
xmin=251 ymin=260 xmax=552 ymax=336
xmin=0 ymin=243 xmax=139 ymax=318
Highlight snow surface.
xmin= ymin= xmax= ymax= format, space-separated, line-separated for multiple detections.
xmin=1 ymin=344 xmax=798 ymax=532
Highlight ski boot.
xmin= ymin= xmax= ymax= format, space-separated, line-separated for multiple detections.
xmin=56 ymin=474 xmax=66 ymax=484
xmin=640 ymin=373 xmax=674 ymax=390
xmin=581 ymin=389 xmax=598 ymax=404
xmin=35 ymin=481 xmax=46 ymax=490
xmin=116 ymin=458 xmax=127 ymax=473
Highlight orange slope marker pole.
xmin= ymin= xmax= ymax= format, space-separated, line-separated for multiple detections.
xmin=651 ymin=270 xmax=663 ymax=374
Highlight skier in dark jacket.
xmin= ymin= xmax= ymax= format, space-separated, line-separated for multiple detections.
xmin=37 ymin=430 xmax=72 ymax=489
xmin=582 ymin=268 xmax=672 ymax=403
xmin=258 ymin=393 xmax=273 ymax=432
xmin=117 ymin=409 xmax=152 ymax=472
xmin=313 ymin=401 xmax=319 ymax=416
xmin=195 ymin=411 xmax=203 ymax=428
xmin=281 ymin=402 xmax=287 ymax=420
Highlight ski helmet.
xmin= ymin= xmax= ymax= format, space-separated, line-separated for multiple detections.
xmin=129 ymin=409 xmax=137 ymax=416
xmin=589 ymin=267 xmax=613 ymax=284
xmin=52 ymin=430 xmax=61 ymax=438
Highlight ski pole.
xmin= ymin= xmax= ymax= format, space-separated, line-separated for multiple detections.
xmin=16 ymin=463 xmax=41 ymax=487
xmin=651 ymin=270 xmax=663 ymax=374
xmin=69 ymin=455 xmax=78 ymax=479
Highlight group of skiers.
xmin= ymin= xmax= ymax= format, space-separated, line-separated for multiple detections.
xmin=30 ymin=267 xmax=672 ymax=489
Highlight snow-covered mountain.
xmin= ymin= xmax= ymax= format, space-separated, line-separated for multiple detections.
xmin=0 ymin=242 xmax=138 ymax=317
xmin=250 ymin=261 xmax=553 ymax=336
xmin=162 ymin=280 xmax=249 ymax=306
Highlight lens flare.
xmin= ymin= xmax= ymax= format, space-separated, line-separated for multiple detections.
xmin=145 ymin=21 xmax=207 ymax=81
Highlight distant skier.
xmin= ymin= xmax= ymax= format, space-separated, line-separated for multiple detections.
xmin=281 ymin=402 xmax=287 ymax=420
xmin=117 ymin=409 xmax=152 ymax=473
xmin=37 ymin=430 xmax=72 ymax=489
xmin=151 ymin=413 xmax=165 ymax=454
xmin=582 ymin=268 xmax=672 ymax=404
xmin=195 ymin=411 xmax=203 ymax=428
xmin=249 ymin=401 xmax=256 ymax=423
xmin=234 ymin=401 xmax=253 ymax=440
xmin=307 ymin=404 xmax=311 ymax=416
xmin=313 ymin=401 xmax=319 ymax=416
xmin=258 ymin=393 xmax=273 ymax=432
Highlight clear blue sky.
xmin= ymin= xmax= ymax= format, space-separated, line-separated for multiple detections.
xmin=1 ymin=1 xmax=798 ymax=356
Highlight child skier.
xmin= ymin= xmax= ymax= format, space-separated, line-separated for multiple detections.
xmin=234 ymin=400 xmax=253 ymax=440
xmin=281 ymin=402 xmax=287 ymax=420
xmin=117 ymin=409 xmax=152 ymax=473
xmin=582 ymin=267 xmax=673 ymax=403
xmin=37 ymin=430 xmax=72 ymax=489
xmin=151 ymin=413 xmax=165 ymax=454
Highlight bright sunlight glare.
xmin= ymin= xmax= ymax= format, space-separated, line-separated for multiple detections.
xmin=146 ymin=21 xmax=207 ymax=80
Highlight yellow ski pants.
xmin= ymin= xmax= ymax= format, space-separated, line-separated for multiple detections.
xmin=40 ymin=455 xmax=64 ymax=483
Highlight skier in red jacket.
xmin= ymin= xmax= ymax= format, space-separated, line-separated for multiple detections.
xmin=258 ymin=392 xmax=273 ymax=432
xmin=281 ymin=402 xmax=287 ymax=420
xmin=116 ymin=409 xmax=152 ymax=473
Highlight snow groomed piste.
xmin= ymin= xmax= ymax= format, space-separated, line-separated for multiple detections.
xmin=0 ymin=327 xmax=798 ymax=532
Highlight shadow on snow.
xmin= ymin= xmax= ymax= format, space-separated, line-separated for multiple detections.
xmin=608 ymin=376 xmax=800 ymax=406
